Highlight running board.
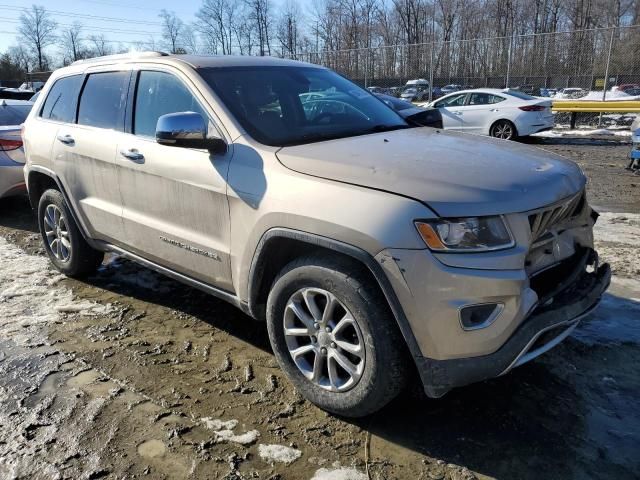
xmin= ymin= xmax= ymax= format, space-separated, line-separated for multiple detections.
xmin=100 ymin=243 xmax=251 ymax=316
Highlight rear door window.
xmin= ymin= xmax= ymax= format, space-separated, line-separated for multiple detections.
xmin=78 ymin=71 xmax=129 ymax=130
xmin=468 ymin=93 xmax=506 ymax=105
xmin=40 ymin=75 xmax=83 ymax=123
xmin=134 ymin=70 xmax=208 ymax=138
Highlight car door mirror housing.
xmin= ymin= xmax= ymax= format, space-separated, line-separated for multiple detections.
xmin=156 ymin=112 xmax=227 ymax=154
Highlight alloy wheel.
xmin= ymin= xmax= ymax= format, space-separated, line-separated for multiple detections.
xmin=493 ymin=122 xmax=514 ymax=139
xmin=283 ymin=288 xmax=365 ymax=392
xmin=43 ymin=204 xmax=71 ymax=262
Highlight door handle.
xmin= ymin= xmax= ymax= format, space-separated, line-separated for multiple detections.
xmin=490 ymin=108 xmax=499 ymax=112
xmin=453 ymin=111 xmax=463 ymax=115
xmin=120 ymin=149 xmax=144 ymax=161
xmin=56 ymin=134 xmax=75 ymax=145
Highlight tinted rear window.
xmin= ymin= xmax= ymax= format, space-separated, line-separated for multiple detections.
xmin=0 ymin=103 xmax=31 ymax=126
xmin=40 ymin=75 xmax=82 ymax=123
xmin=504 ymin=90 xmax=536 ymax=100
xmin=78 ymin=72 xmax=129 ymax=130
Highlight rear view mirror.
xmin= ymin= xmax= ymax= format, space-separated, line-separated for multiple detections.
xmin=156 ymin=112 xmax=227 ymax=154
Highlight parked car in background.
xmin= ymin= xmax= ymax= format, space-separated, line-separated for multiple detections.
xmin=0 ymin=99 xmax=32 ymax=198
xmin=375 ymin=94 xmax=443 ymax=128
xmin=617 ymin=83 xmax=640 ymax=93
xmin=367 ymin=86 xmax=387 ymax=94
xmin=513 ymin=84 xmax=535 ymax=95
xmin=555 ymin=88 xmax=587 ymax=99
xmin=427 ymin=88 xmax=554 ymax=140
xmin=628 ymin=116 xmax=640 ymax=172
xmin=539 ymin=88 xmax=558 ymax=97
xmin=440 ymin=84 xmax=463 ymax=94
xmin=24 ymin=53 xmax=609 ymax=417
xmin=400 ymin=79 xmax=430 ymax=102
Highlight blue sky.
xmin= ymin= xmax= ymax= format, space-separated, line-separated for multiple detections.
xmin=0 ymin=0 xmax=300 ymax=55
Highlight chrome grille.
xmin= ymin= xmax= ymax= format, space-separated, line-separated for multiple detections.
xmin=528 ymin=191 xmax=585 ymax=242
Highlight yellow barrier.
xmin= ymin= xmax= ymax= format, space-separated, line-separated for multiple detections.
xmin=552 ymin=100 xmax=640 ymax=113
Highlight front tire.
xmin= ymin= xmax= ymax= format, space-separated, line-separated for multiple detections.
xmin=490 ymin=119 xmax=518 ymax=140
xmin=266 ymin=254 xmax=409 ymax=417
xmin=38 ymin=189 xmax=104 ymax=277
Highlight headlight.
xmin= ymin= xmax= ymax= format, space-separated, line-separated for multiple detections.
xmin=415 ymin=216 xmax=514 ymax=252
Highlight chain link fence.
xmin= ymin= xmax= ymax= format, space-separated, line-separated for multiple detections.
xmin=289 ymin=25 xmax=640 ymax=104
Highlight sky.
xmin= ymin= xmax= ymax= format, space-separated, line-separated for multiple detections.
xmin=0 ymin=0 xmax=302 ymax=55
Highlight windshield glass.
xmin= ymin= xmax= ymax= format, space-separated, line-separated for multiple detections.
xmin=199 ymin=66 xmax=408 ymax=147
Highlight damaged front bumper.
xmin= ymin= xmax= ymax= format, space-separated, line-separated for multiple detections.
xmin=417 ymin=250 xmax=611 ymax=398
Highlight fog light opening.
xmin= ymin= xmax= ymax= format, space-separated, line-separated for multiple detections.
xmin=459 ymin=303 xmax=503 ymax=331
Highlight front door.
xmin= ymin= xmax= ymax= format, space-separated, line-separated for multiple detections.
xmin=116 ymin=68 xmax=234 ymax=291
xmin=433 ymin=93 xmax=467 ymax=129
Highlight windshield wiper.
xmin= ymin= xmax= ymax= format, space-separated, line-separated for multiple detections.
xmin=363 ymin=124 xmax=411 ymax=134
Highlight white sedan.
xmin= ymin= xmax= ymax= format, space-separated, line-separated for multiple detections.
xmin=425 ymin=89 xmax=554 ymax=140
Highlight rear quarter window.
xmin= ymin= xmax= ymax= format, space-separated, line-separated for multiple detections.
xmin=78 ymin=71 xmax=129 ymax=130
xmin=40 ymin=75 xmax=83 ymax=123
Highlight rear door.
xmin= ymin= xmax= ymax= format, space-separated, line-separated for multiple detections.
xmin=433 ymin=93 xmax=467 ymax=129
xmin=458 ymin=92 xmax=506 ymax=133
xmin=115 ymin=67 xmax=234 ymax=291
xmin=53 ymin=69 xmax=130 ymax=243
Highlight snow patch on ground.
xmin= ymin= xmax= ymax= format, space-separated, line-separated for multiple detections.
xmin=0 ymin=237 xmax=109 ymax=345
xmin=200 ymin=418 xmax=260 ymax=445
xmin=258 ymin=444 xmax=302 ymax=464
xmin=532 ymin=128 xmax=631 ymax=138
xmin=310 ymin=467 xmax=368 ymax=480
xmin=201 ymin=418 xmax=238 ymax=431
xmin=593 ymin=212 xmax=640 ymax=279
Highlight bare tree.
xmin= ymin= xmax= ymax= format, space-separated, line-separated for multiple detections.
xmin=277 ymin=0 xmax=304 ymax=56
xmin=196 ymin=0 xmax=238 ymax=54
xmin=18 ymin=5 xmax=57 ymax=71
xmin=246 ymin=0 xmax=274 ymax=56
xmin=182 ymin=26 xmax=201 ymax=54
xmin=88 ymin=34 xmax=111 ymax=57
xmin=159 ymin=9 xmax=184 ymax=53
xmin=59 ymin=22 xmax=85 ymax=65
xmin=9 ymin=44 xmax=32 ymax=72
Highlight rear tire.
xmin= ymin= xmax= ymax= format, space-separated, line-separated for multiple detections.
xmin=490 ymin=119 xmax=518 ymax=140
xmin=38 ymin=188 xmax=104 ymax=277
xmin=266 ymin=253 xmax=409 ymax=417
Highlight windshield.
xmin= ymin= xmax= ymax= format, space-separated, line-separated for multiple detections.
xmin=199 ymin=66 xmax=408 ymax=146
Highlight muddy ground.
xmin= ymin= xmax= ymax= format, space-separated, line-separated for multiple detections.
xmin=0 ymin=140 xmax=639 ymax=480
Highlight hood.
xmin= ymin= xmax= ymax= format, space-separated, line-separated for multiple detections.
xmin=276 ymin=128 xmax=585 ymax=217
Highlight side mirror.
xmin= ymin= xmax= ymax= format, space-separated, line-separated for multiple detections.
xmin=156 ymin=112 xmax=227 ymax=154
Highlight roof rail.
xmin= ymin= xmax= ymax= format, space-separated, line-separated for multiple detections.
xmin=72 ymin=51 xmax=169 ymax=65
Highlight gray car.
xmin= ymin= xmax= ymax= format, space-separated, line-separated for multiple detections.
xmin=0 ymin=99 xmax=32 ymax=198
xmin=22 ymin=53 xmax=610 ymax=417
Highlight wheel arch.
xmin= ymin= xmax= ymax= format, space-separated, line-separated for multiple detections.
xmin=26 ymin=166 xmax=96 ymax=247
xmin=247 ymin=228 xmax=423 ymax=360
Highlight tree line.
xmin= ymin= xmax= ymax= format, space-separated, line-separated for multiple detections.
xmin=1 ymin=1 xmax=639 ymax=83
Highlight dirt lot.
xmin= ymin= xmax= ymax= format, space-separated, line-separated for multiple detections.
xmin=1 ymin=140 xmax=639 ymax=480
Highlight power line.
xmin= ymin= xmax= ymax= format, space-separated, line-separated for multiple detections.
xmin=0 ymin=3 xmax=181 ymax=27
xmin=0 ymin=17 xmax=163 ymax=36
xmin=0 ymin=29 xmax=162 ymax=46
xmin=74 ymin=0 xmax=195 ymax=15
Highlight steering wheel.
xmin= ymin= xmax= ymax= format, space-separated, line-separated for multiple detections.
xmin=310 ymin=112 xmax=335 ymax=125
